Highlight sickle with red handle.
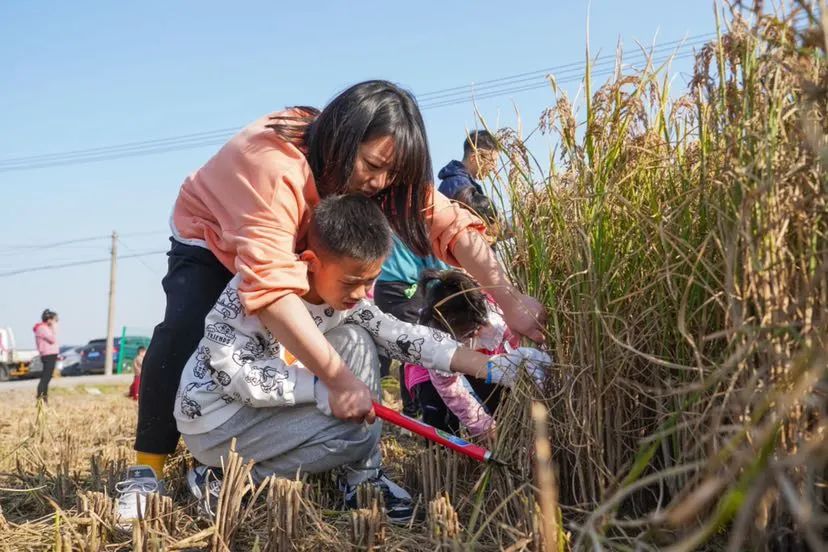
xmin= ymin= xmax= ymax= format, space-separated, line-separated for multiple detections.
xmin=372 ymin=402 xmax=505 ymax=465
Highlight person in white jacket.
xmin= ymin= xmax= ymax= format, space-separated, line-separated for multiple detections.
xmin=161 ymin=195 xmax=548 ymax=524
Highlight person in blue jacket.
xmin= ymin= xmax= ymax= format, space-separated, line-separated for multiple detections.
xmin=437 ymin=130 xmax=499 ymax=200
xmin=374 ymin=130 xmax=501 ymax=416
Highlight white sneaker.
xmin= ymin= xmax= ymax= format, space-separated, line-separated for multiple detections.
xmin=115 ymin=465 xmax=163 ymax=528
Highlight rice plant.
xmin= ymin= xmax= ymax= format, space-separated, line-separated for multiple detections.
xmin=490 ymin=1 xmax=827 ymax=549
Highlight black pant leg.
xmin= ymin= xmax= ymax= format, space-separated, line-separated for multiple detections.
xmin=467 ymin=378 xmax=507 ymax=415
xmin=415 ymin=381 xmax=461 ymax=435
xmin=134 ymin=240 xmax=233 ymax=455
xmin=36 ymin=354 xmax=57 ymax=399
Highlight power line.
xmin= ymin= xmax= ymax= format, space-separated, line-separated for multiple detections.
xmin=0 ymin=33 xmax=715 ymax=173
xmin=117 ymin=237 xmax=164 ymax=276
xmin=119 ymin=230 xmax=170 ymax=238
xmin=416 ymin=33 xmax=713 ymax=105
xmin=0 ymin=230 xmax=167 ymax=253
xmin=420 ymin=50 xmax=697 ymax=109
xmin=0 ymin=250 xmax=166 ymax=278
xmin=0 ymin=235 xmax=109 ymax=251
xmin=0 ymin=128 xmax=238 ymax=167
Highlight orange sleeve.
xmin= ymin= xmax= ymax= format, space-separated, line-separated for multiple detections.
xmin=427 ymin=188 xmax=487 ymax=266
xmin=232 ymin=143 xmax=316 ymax=314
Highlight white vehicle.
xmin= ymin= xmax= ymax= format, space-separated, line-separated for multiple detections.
xmin=0 ymin=327 xmax=38 ymax=381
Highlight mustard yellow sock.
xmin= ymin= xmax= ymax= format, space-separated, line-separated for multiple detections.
xmin=135 ymin=452 xmax=168 ymax=477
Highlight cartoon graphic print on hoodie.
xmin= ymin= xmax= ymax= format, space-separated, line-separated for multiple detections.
xmin=174 ymin=274 xmax=460 ymax=435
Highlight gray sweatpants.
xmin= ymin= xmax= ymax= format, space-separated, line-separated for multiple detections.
xmin=183 ymin=325 xmax=382 ymax=485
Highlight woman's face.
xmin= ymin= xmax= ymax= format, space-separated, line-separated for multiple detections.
xmin=348 ymin=135 xmax=396 ymax=196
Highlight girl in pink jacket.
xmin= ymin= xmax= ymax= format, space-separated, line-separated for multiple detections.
xmin=405 ymin=270 xmax=521 ymax=437
xmin=34 ymin=309 xmax=59 ymax=402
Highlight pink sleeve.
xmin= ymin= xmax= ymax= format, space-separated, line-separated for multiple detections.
xmin=429 ymin=372 xmax=494 ymax=436
xmin=427 ymin=190 xmax=487 ymax=266
xmin=36 ymin=326 xmax=55 ymax=344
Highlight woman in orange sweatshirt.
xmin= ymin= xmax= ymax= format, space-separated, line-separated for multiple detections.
xmin=129 ymin=80 xmax=546 ymax=489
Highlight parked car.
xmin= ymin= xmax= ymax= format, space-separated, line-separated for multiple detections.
xmin=78 ymin=338 xmax=121 ymax=375
xmin=59 ymin=345 xmax=82 ymax=374
xmin=76 ymin=335 xmax=152 ymax=375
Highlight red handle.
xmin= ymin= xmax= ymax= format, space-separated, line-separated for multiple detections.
xmin=372 ymin=401 xmax=497 ymax=464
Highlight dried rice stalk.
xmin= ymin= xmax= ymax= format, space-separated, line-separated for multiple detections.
xmin=350 ymin=502 xmax=385 ymax=551
xmin=428 ymin=493 xmax=461 ymax=550
xmin=211 ymin=439 xmax=255 ymax=551
xmin=264 ymin=477 xmax=307 ymax=552
xmin=76 ymin=491 xmax=115 ymax=549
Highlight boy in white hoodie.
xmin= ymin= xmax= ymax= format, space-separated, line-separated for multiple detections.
xmin=151 ymin=195 xmax=547 ymax=524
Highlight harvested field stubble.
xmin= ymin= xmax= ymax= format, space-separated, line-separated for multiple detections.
xmin=1 ymin=1 xmax=826 ymax=550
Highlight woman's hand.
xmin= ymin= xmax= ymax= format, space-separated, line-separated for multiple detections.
xmin=500 ymin=292 xmax=547 ymax=343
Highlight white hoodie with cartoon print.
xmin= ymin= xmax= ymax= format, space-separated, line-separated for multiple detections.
xmin=174 ymin=274 xmax=458 ymax=435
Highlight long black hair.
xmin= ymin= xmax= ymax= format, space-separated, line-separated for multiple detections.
xmin=267 ymin=80 xmax=433 ymax=257
xmin=419 ymin=269 xmax=489 ymax=340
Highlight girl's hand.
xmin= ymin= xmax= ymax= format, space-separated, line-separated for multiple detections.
xmin=500 ymin=292 xmax=547 ymax=343
xmin=486 ymin=347 xmax=551 ymax=390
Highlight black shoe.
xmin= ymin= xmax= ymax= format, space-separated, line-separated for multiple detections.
xmin=341 ymin=470 xmax=414 ymax=525
xmin=187 ymin=465 xmax=223 ymax=520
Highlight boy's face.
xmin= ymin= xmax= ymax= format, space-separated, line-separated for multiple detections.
xmin=469 ymin=148 xmax=499 ymax=180
xmin=306 ymin=252 xmax=384 ymax=311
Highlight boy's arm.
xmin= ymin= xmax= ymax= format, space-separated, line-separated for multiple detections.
xmin=346 ymin=303 xmax=459 ymax=374
xmin=259 ymin=294 xmax=375 ymax=423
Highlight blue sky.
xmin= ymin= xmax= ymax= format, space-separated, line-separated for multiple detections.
xmin=0 ymin=1 xmax=715 ymax=348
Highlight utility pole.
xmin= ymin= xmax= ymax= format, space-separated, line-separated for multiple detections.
xmin=104 ymin=231 xmax=117 ymax=376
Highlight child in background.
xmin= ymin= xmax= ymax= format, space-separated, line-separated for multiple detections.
xmin=405 ymin=270 xmax=527 ymax=438
xmin=165 ymin=195 xmax=549 ymax=524
xmin=127 ymin=346 xmax=146 ymax=401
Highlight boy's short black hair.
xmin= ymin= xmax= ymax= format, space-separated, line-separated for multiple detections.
xmin=419 ymin=269 xmax=489 ymax=339
xmin=309 ymin=194 xmax=393 ymax=262
xmin=462 ymin=130 xmax=498 ymax=157
xmin=41 ymin=309 xmax=57 ymax=323
xmin=453 ymin=187 xmax=499 ymax=226
xmin=137 ymin=346 xmax=147 ymax=353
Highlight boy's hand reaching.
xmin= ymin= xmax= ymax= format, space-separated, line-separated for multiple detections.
xmin=326 ymin=370 xmax=377 ymax=424
xmin=486 ymin=347 xmax=551 ymax=390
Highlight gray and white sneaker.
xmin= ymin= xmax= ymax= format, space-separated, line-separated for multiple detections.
xmin=341 ymin=470 xmax=414 ymax=525
xmin=186 ymin=464 xmax=223 ymax=521
xmin=115 ymin=465 xmax=163 ymax=528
